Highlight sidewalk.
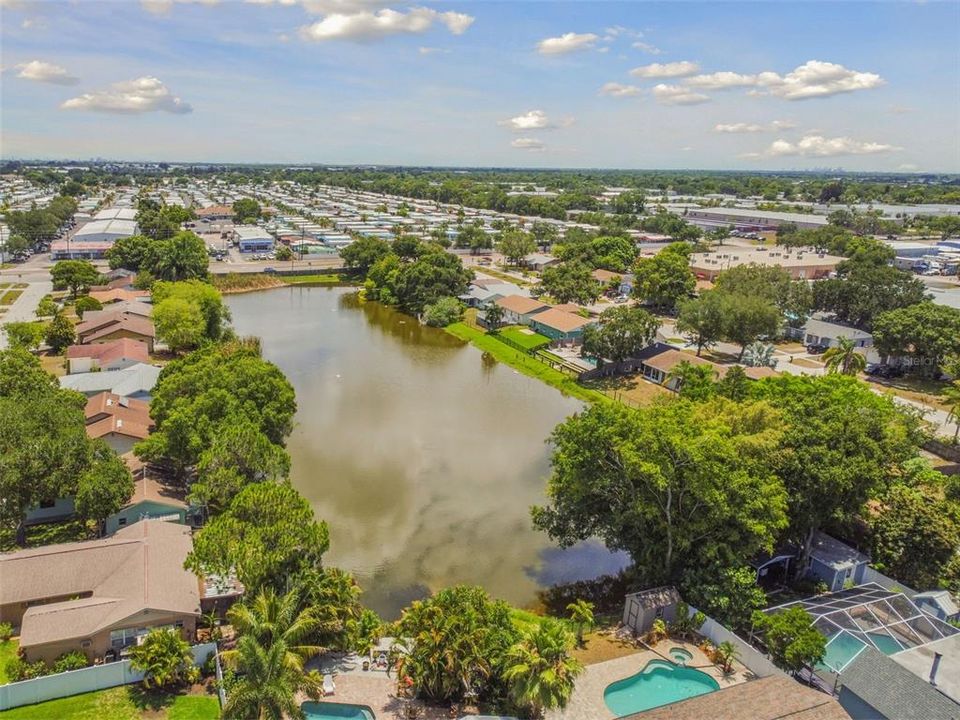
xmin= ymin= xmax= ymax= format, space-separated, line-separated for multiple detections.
xmin=0 ymin=280 xmax=52 ymax=349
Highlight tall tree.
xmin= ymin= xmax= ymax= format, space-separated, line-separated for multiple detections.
xmin=153 ymin=297 xmax=206 ymax=353
xmin=631 ymin=246 xmax=695 ymax=311
xmin=75 ymin=441 xmax=134 ymax=534
xmin=539 ymin=262 xmax=601 ymax=305
xmin=822 ymin=337 xmax=867 ymax=375
xmin=581 ymin=306 xmax=659 ymax=363
xmin=676 ymin=291 xmax=727 ymax=356
xmin=51 ymin=260 xmax=99 ymax=298
xmin=873 ymin=303 xmax=960 ymax=377
xmin=499 ymin=228 xmax=537 ymax=267
xmin=503 ymin=620 xmax=582 ymax=718
xmin=532 ymin=399 xmax=787 ymax=585
xmin=720 ymin=294 xmax=781 ymax=360
xmin=186 ymin=482 xmax=330 ymax=592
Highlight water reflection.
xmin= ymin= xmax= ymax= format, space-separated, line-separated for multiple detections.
xmin=227 ymin=286 xmax=629 ymax=618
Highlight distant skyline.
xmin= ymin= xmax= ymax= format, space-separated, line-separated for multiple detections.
xmin=2 ymin=0 xmax=959 ymax=172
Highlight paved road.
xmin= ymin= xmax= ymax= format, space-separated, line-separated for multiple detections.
xmin=0 ymin=279 xmax=52 ymax=349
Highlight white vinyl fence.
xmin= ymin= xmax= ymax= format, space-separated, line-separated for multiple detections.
xmin=0 ymin=642 xmax=217 ymax=711
xmin=688 ymin=605 xmax=781 ymax=679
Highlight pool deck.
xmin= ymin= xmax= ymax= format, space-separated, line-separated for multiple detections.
xmin=548 ymin=639 xmax=753 ymax=720
xmin=300 ymin=673 xmax=453 ymax=720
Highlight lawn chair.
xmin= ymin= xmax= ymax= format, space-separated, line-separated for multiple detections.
xmin=322 ymin=674 xmax=336 ymax=696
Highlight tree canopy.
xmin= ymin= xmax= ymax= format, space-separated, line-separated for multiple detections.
xmin=582 ymin=306 xmax=659 ymax=363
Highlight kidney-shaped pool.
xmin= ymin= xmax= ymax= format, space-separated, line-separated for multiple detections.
xmin=603 ymin=659 xmax=720 ymax=717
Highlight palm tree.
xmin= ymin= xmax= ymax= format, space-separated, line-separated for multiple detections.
xmin=221 ymin=588 xmax=326 ymax=720
xmin=565 ymin=599 xmax=595 ymax=647
xmin=503 ymin=621 xmax=583 ymax=719
xmin=128 ymin=628 xmax=194 ymax=690
xmin=823 ymin=337 xmax=866 ymax=376
xmin=713 ymin=640 xmax=740 ymax=674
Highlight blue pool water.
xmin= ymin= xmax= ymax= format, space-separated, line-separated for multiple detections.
xmin=819 ymin=631 xmax=903 ymax=672
xmin=302 ymin=701 xmax=376 ymax=720
xmin=603 ymin=659 xmax=720 ymax=716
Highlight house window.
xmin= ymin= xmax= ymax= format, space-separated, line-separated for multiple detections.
xmin=118 ymin=517 xmax=127 ymax=527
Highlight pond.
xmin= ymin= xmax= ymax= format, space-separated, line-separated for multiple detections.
xmin=227 ymin=286 xmax=629 ymax=618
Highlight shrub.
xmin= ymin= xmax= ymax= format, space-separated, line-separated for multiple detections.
xmin=423 ymin=296 xmax=463 ymax=327
xmin=0 ymin=621 xmax=13 ymax=642
xmin=74 ymin=296 xmax=103 ymax=319
xmin=6 ymin=656 xmax=48 ymax=682
xmin=275 ymin=245 xmax=293 ymax=261
xmin=53 ymin=650 xmax=89 ymax=673
xmin=128 ymin=628 xmax=195 ymax=690
xmin=36 ymin=296 xmax=58 ymax=318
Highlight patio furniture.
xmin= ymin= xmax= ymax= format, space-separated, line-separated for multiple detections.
xmin=322 ymin=674 xmax=336 ymax=696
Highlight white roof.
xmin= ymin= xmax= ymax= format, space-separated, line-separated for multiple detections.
xmin=60 ymin=363 xmax=160 ymax=397
xmin=74 ymin=218 xmax=138 ymax=240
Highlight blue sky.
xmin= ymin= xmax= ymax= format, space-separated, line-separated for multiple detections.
xmin=2 ymin=0 xmax=958 ymax=170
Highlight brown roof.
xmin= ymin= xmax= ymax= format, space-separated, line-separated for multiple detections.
xmin=643 ymin=349 xmax=717 ymax=374
xmin=627 ymin=675 xmax=850 ymax=720
xmin=80 ymin=303 xmax=152 ymax=325
xmin=86 ymin=415 xmax=152 ymax=441
xmin=68 ymin=338 xmax=150 ymax=365
xmin=126 ymin=476 xmax=187 ymax=510
xmin=89 ymin=288 xmax=150 ymax=304
xmin=84 ymin=391 xmax=151 ymax=422
xmin=552 ymin=303 xmax=584 ymax=314
xmin=495 ymin=294 xmax=551 ymax=315
xmin=196 ymin=204 xmax=233 ymax=217
xmin=77 ymin=316 xmax=155 ymax=344
xmin=0 ymin=521 xmax=200 ymax=648
xmin=531 ymin=307 xmax=595 ymax=333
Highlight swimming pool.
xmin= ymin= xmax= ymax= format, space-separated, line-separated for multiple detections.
xmin=818 ymin=630 xmax=903 ymax=672
xmin=301 ymin=701 xmax=376 ymax=720
xmin=603 ymin=659 xmax=720 ymax=716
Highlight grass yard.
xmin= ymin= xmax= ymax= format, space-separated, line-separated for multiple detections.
xmin=0 ymin=640 xmax=19 ymax=685
xmin=474 ymin=266 xmax=536 ymax=287
xmin=571 ymin=630 xmax=642 ymax=666
xmin=445 ymin=322 xmax=607 ymax=404
xmin=497 ymin=325 xmax=551 ymax=351
xmin=0 ymin=686 xmax=219 ymax=720
xmin=587 ymin=374 xmax=672 ymax=407
xmin=0 ymin=290 xmax=24 ymax=306
xmin=279 ymin=273 xmax=345 ymax=285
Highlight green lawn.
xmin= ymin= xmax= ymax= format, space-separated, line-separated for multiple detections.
xmin=498 ymin=326 xmax=551 ymax=351
xmin=0 ymin=686 xmax=219 ymax=720
xmin=279 ymin=273 xmax=345 ymax=285
xmin=0 ymin=640 xmax=19 ymax=685
xmin=0 ymin=290 xmax=24 ymax=306
xmin=445 ymin=323 xmax=607 ymax=404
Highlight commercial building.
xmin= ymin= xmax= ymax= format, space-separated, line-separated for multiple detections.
xmin=689 ymin=247 xmax=842 ymax=280
xmin=234 ymin=225 xmax=275 ymax=253
xmin=685 ymin=207 xmax=830 ymax=231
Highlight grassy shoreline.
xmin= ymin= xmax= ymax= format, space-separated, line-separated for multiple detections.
xmin=212 ymin=272 xmax=354 ymax=294
xmin=445 ymin=322 xmax=607 ymax=404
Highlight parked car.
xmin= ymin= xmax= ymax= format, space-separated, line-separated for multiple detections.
xmin=806 ymin=344 xmax=829 ymax=354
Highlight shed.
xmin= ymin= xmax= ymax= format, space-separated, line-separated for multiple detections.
xmin=622 ymin=586 xmax=682 ymax=634
xmin=807 ymin=532 xmax=870 ymax=592
xmin=914 ymin=591 xmax=960 ymax=623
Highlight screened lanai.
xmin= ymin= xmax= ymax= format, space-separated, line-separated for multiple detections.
xmin=764 ymin=583 xmax=959 ymax=673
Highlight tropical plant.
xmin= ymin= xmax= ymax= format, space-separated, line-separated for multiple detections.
xmin=668 ymin=601 xmax=705 ymax=641
xmin=566 ymin=599 xmax=595 ymax=646
xmin=221 ymin=588 xmax=326 ymax=720
xmin=128 ymin=628 xmax=195 ymax=690
xmin=713 ymin=641 xmax=740 ymax=674
xmin=822 ymin=337 xmax=866 ymax=375
xmin=943 ymin=380 xmax=960 ymax=444
xmin=752 ymin=607 xmax=825 ymax=675
xmin=0 ymin=622 xmax=12 ymax=642
xmin=503 ymin=620 xmax=583 ymax=718
xmin=644 ymin=618 xmax=668 ymax=645
xmin=484 ymin=302 xmax=505 ymax=331
xmin=52 ymin=650 xmax=89 ymax=673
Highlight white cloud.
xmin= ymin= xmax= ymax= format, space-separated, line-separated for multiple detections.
xmin=536 ymin=32 xmax=598 ymax=56
xmin=652 ymin=84 xmax=710 ymax=106
xmin=15 ymin=60 xmax=79 ymax=85
xmin=141 ymin=0 xmax=219 ymax=15
xmin=762 ymin=135 xmax=900 ymax=157
xmin=714 ymin=123 xmax=766 ymax=134
xmin=498 ymin=109 xmax=556 ymax=131
xmin=631 ymin=41 xmax=662 ymax=55
xmin=418 ymin=46 xmax=449 ymax=56
xmin=684 ymin=71 xmax=763 ymax=89
xmin=299 ymin=7 xmax=473 ymax=41
xmin=599 ymin=82 xmax=642 ymax=98
xmin=898 ymin=163 xmax=919 ymax=171
xmin=630 ymin=61 xmax=699 ymax=79
xmin=684 ymin=61 xmax=884 ymax=100
xmin=21 ymin=17 xmax=48 ymax=29
xmin=511 ymin=138 xmax=545 ymax=151
xmin=889 ymin=104 xmax=913 ymax=115
xmin=61 ymin=76 xmax=192 ymax=114
xmin=714 ymin=120 xmax=797 ymax=133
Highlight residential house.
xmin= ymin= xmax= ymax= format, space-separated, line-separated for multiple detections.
xmin=60 ymin=363 xmax=161 ymax=400
xmin=836 ymin=647 xmax=960 ymax=720
xmin=914 ymin=591 xmax=960 ymax=624
xmin=522 ymin=253 xmax=561 ymax=272
xmin=0 ymin=520 xmax=201 ymax=664
xmin=528 ymin=307 xmax=596 ymax=346
xmin=591 ymin=268 xmax=632 ymax=295
xmin=460 ymin=278 xmax=528 ymax=308
xmin=89 ymin=275 xmax=137 ymax=293
xmin=807 ymin=531 xmax=870 ymax=592
xmin=75 ymin=313 xmax=155 ymax=353
xmin=66 ymin=338 xmax=150 ymax=374
xmin=639 ymin=346 xmax=778 ymax=390
xmin=802 ymin=317 xmax=874 ymax=349
xmin=494 ymin=294 xmax=551 ymax=326
xmin=105 ymin=476 xmax=191 ymax=536
xmin=88 ymin=288 xmax=150 ymax=305
xmin=85 ymin=392 xmax=153 ymax=455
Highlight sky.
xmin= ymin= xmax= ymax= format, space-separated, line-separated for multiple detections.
xmin=1 ymin=0 xmax=959 ymax=171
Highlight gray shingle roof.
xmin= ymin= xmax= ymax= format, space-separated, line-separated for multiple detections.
xmin=839 ymin=648 xmax=960 ymax=720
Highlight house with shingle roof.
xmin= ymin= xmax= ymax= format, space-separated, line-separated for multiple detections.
xmin=60 ymin=363 xmax=161 ymax=400
xmin=66 ymin=338 xmax=150 ymax=374
xmin=494 ymin=294 xmax=551 ymax=326
xmin=528 ymin=307 xmax=596 ymax=346
xmin=76 ymin=312 xmax=155 ymax=353
xmin=0 ymin=520 xmax=201 ymax=664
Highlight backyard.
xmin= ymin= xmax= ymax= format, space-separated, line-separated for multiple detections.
xmin=0 ymin=640 xmax=18 ymax=685
xmin=0 ymin=686 xmax=219 ymax=720
xmin=498 ymin=325 xmax=551 ymax=351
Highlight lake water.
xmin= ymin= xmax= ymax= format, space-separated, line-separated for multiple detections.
xmin=227 ymin=286 xmax=629 ymax=618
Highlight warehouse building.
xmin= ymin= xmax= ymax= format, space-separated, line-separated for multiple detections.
xmin=689 ymin=247 xmax=842 ymax=280
xmin=685 ymin=207 xmax=830 ymax=231
xmin=234 ymin=225 xmax=275 ymax=253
